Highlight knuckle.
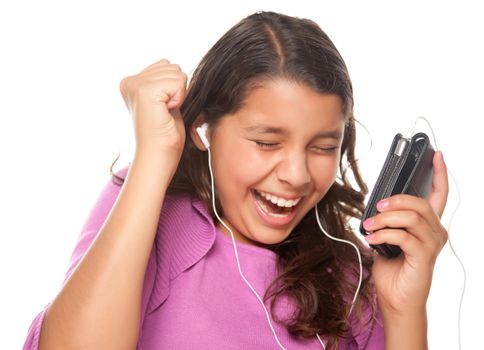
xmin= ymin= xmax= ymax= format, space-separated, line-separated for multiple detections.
xmin=176 ymin=78 xmax=188 ymax=91
xmin=440 ymin=227 xmax=449 ymax=245
xmin=119 ymin=76 xmax=129 ymax=92
xmin=426 ymin=226 xmax=448 ymax=254
xmin=408 ymin=211 xmax=421 ymax=225
xmin=401 ymin=231 xmax=412 ymax=245
xmin=421 ymin=200 xmax=433 ymax=215
xmin=392 ymin=195 xmax=404 ymax=206
xmin=119 ymin=76 xmax=137 ymax=97
xmin=133 ymin=78 xmax=146 ymax=93
xmin=136 ymin=82 xmax=153 ymax=95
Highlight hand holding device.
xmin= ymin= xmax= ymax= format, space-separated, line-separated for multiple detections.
xmin=359 ymin=132 xmax=435 ymax=258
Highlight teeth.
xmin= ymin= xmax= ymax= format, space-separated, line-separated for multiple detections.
xmin=258 ymin=191 xmax=301 ymax=208
xmin=256 ymin=197 xmax=290 ymax=217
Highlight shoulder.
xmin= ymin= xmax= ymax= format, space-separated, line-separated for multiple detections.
xmin=106 ymin=165 xmax=218 ymax=314
xmin=155 ymin=193 xmax=217 ymax=276
xmin=77 ymin=166 xmax=129 ymax=234
xmin=145 ymin=191 xmax=217 ymax=314
xmin=111 ymin=164 xmax=216 ymax=258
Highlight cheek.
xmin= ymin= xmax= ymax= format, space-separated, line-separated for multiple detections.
xmin=212 ymin=143 xmax=273 ymax=189
xmin=309 ymin=155 xmax=340 ymax=191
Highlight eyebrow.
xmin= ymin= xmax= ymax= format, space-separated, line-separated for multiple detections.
xmin=243 ymin=125 xmax=343 ymax=140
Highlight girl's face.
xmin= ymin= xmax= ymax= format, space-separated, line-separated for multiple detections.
xmin=206 ymin=79 xmax=345 ymax=247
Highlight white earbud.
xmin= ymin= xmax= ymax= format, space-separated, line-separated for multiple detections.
xmin=196 ymin=123 xmax=210 ymax=149
xmin=198 ymin=118 xmax=329 ymax=349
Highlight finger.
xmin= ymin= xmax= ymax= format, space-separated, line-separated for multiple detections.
xmin=144 ymin=71 xmax=187 ymax=82
xmin=363 ymin=210 xmax=426 ymax=240
xmin=140 ymin=64 xmax=183 ymax=77
xmin=161 ymin=77 xmax=188 ymax=109
xmin=166 ymin=86 xmax=187 ymax=109
xmin=364 ymin=228 xmax=422 ymax=258
xmin=139 ymin=58 xmax=171 ymax=73
xmin=371 ymin=194 xmax=442 ymax=232
xmin=136 ymin=75 xmax=186 ymax=104
xmin=427 ymin=151 xmax=449 ymax=217
xmin=363 ymin=210 xmax=446 ymax=249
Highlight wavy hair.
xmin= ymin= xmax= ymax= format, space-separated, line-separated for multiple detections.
xmin=111 ymin=11 xmax=376 ymax=348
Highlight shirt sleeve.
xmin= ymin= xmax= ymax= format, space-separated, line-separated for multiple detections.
xmin=22 ymin=166 xmax=130 ymax=350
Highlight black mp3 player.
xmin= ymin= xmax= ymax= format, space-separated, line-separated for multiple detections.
xmin=359 ymin=132 xmax=435 ymax=258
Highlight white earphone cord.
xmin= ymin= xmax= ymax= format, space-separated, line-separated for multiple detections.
xmin=206 ymin=148 xmax=293 ymax=350
xmin=314 ymin=205 xmax=363 ymax=315
xmin=204 ymin=116 xmax=464 ymax=349
xmin=206 ymin=145 xmax=366 ymax=349
xmin=412 ymin=116 xmax=466 ymax=350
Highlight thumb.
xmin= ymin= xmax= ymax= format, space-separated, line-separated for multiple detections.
xmin=166 ymin=87 xmax=186 ymax=110
xmin=427 ymin=151 xmax=449 ymax=217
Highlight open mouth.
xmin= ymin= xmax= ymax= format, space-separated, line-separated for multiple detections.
xmin=252 ymin=189 xmax=302 ymax=218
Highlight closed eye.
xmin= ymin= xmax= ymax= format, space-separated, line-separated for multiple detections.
xmin=255 ymin=141 xmax=279 ymax=149
xmin=253 ymin=140 xmax=339 ymax=153
xmin=312 ymin=146 xmax=339 ymax=154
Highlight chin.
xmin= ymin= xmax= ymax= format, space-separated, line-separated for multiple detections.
xmin=249 ymin=229 xmax=293 ymax=247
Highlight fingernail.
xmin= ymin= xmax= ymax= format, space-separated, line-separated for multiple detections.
xmin=364 ymin=233 xmax=375 ymax=242
xmin=377 ymin=199 xmax=389 ymax=210
xmin=363 ymin=218 xmax=374 ymax=228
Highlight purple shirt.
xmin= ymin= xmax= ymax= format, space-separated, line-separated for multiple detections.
xmin=23 ymin=167 xmax=384 ymax=349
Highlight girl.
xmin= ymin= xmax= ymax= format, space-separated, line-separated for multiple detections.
xmin=24 ymin=11 xmax=448 ymax=349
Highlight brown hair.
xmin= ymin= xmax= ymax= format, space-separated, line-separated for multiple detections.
xmin=111 ymin=11 xmax=375 ymax=348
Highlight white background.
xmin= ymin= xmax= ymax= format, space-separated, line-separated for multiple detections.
xmin=1 ymin=0 xmax=482 ymax=348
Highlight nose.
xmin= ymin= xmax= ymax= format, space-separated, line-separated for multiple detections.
xmin=275 ymin=150 xmax=311 ymax=188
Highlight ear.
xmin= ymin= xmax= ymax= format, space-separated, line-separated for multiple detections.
xmin=190 ymin=114 xmax=209 ymax=151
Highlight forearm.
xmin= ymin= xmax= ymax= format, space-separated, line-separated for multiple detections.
xmin=381 ymin=305 xmax=428 ymax=350
xmin=39 ymin=150 xmax=178 ymax=350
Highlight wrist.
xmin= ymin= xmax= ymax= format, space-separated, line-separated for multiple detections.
xmin=381 ymin=306 xmax=428 ymax=350
xmin=134 ymin=145 xmax=182 ymax=167
xmin=130 ymin=149 xmax=180 ymax=184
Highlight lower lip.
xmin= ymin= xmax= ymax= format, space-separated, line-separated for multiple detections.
xmin=252 ymin=190 xmax=299 ymax=228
